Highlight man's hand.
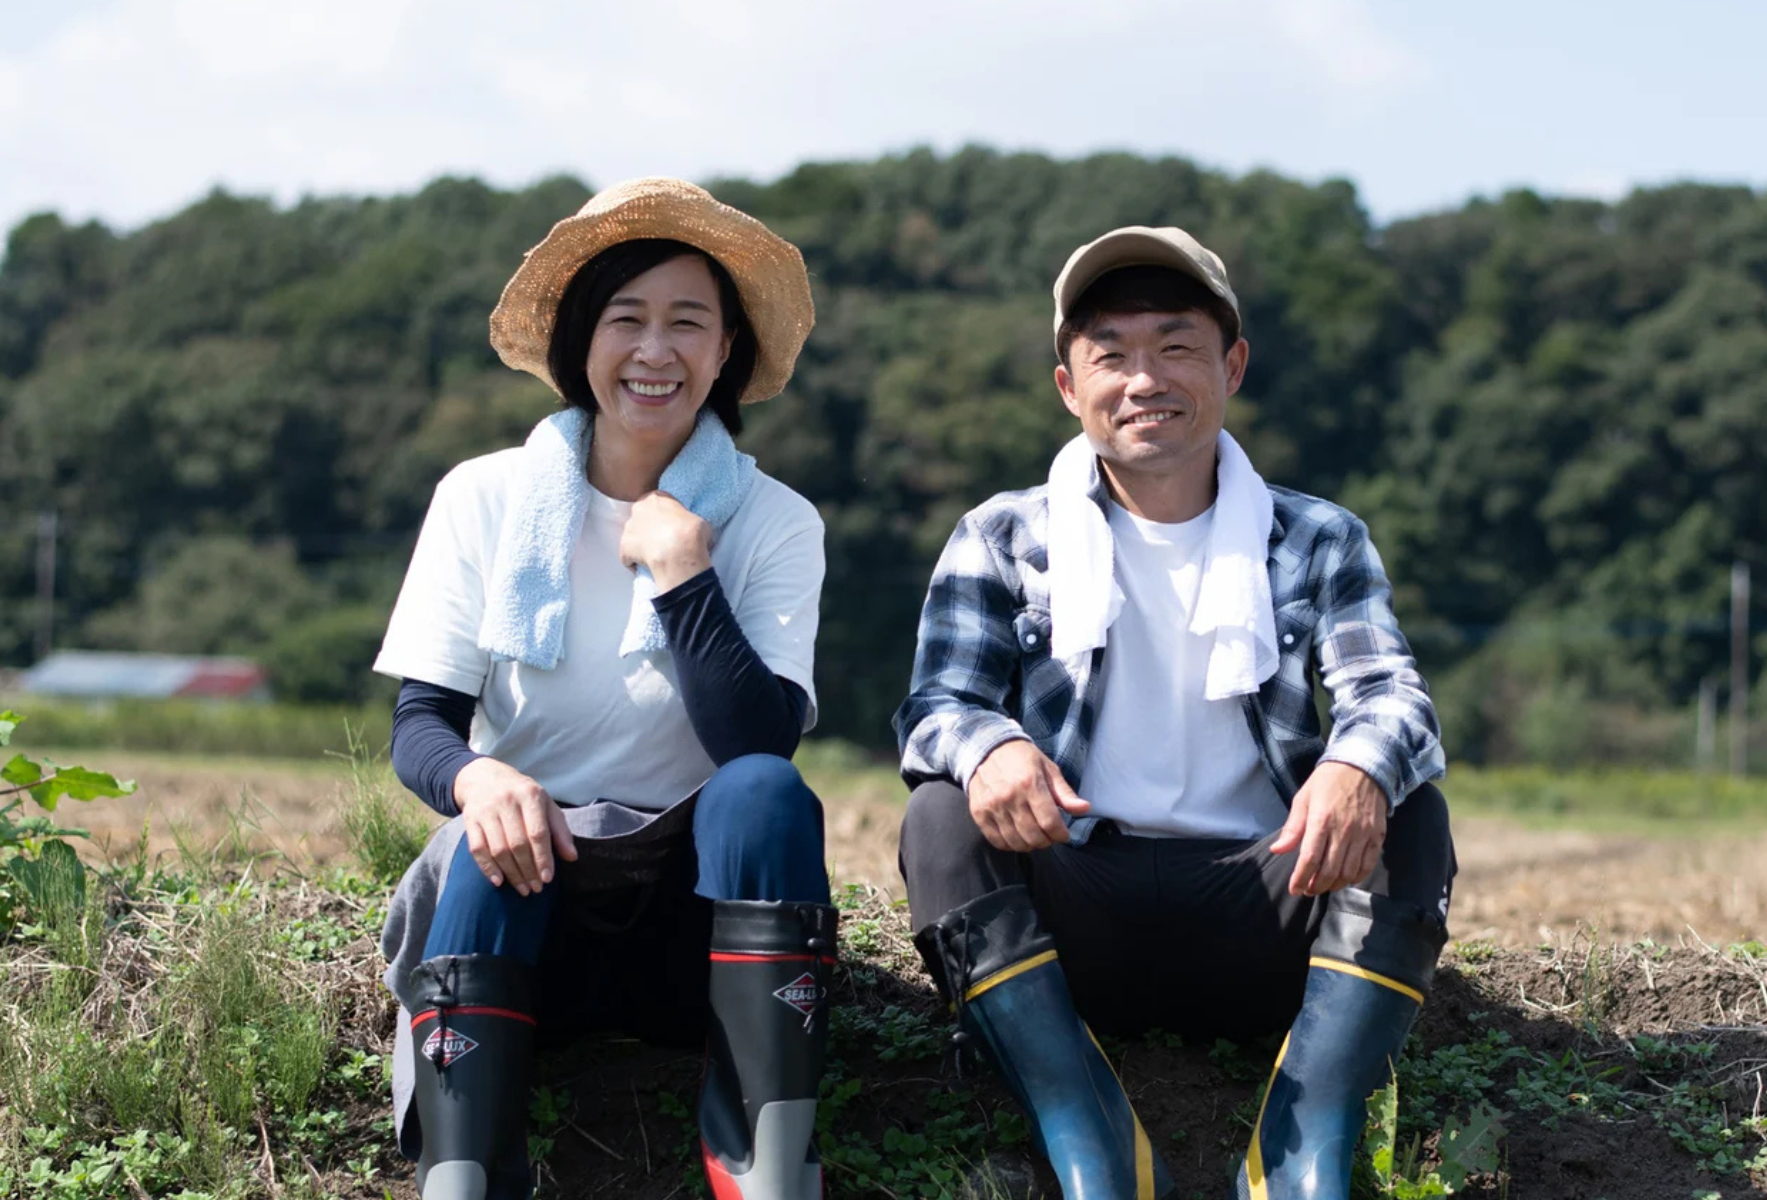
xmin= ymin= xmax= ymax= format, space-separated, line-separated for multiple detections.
xmin=1271 ymin=761 xmax=1387 ymax=897
xmin=619 ymin=490 xmax=713 ymax=592
xmin=453 ymin=757 xmax=578 ymax=894
xmin=967 ymin=740 xmax=1092 ymax=853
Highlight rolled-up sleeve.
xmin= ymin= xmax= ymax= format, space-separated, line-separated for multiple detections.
xmin=894 ymin=515 xmax=1031 ymax=790
xmin=1314 ymin=519 xmax=1446 ymax=807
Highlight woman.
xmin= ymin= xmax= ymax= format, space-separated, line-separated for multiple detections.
xmin=374 ymin=178 xmax=833 ymax=1200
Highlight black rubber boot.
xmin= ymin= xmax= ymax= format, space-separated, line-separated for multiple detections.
xmin=1232 ymin=889 xmax=1447 ymax=1200
xmin=698 ymin=899 xmax=838 ymax=1200
xmin=916 ymin=886 xmax=1175 ymax=1200
xmin=408 ymin=954 xmax=537 ymax=1200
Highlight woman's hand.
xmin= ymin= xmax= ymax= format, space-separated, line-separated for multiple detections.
xmin=453 ymin=757 xmax=578 ymax=894
xmin=619 ymin=490 xmax=713 ymax=591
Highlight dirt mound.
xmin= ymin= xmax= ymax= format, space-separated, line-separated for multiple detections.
xmin=327 ymin=896 xmax=1765 ymax=1199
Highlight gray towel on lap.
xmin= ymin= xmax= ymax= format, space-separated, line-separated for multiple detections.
xmin=382 ymin=793 xmax=697 ymax=1157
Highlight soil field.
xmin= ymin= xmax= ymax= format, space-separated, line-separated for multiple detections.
xmin=42 ymin=751 xmax=1767 ymax=948
xmin=15 ymin=751 xmax=1767 ymax=1197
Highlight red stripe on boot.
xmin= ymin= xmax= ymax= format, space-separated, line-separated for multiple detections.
xmin=702 ymin=1139 xmax=745 ymax=1200
xmin=708 ymin=952 xmax=838 ymax=964
xmin=409 ymin=1006 xmax=537 ymax=1030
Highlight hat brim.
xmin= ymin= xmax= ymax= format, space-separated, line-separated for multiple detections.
xmin=490 ymin=178 xmax=815 ymax=404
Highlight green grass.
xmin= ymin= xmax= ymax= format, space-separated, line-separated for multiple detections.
xmin=1445 ymin=765 xmax=1767 ymax=832
xmin=334 ymin=726 xmax=430 ymax=885
xmin=0 ymin=868 xmax=372 ymax=1199
xmin=0 ymin=698 xmax=391 ymax=761
xmin=792 ymin=743 xmax=1767 ymax=834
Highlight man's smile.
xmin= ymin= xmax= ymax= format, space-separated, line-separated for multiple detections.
xmin=1119 ymin=408 xmax=1181 ymax=427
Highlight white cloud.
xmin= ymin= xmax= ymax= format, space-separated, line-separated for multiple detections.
xmin=1559 ymin=170 xmax=1632 ymax=203
xmin=170 ymin=0 xmax=418 ymax=78
xmin=3 ymin=0 xmax=1764 ymax=237
xmin=1272 ymin=0 xmax=1426 ymax=91
xmin=5 ymin=0 xmax=1440 ymax=236
xmin=0 ymin=59 xmax=23 ymax=115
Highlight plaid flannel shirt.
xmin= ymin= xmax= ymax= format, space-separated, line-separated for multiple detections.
xmin=893 ymin=461 xmax=1445 ymax=844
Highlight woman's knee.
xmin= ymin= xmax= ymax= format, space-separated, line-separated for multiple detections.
xmin=696 ymin=754 xmax=822 ymax=845
xmin=426 ymin=834 xmax=556 ymax=960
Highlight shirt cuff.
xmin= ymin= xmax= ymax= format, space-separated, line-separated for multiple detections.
xmin=1319 ymin=729 xmax=1404 ymax=811
xmin=948 ymin=713 xmax=1034 ymax=792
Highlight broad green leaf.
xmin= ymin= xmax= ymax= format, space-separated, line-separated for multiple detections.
xmin=0 ymin=711 xmax=19 ymax=747
xmin=2 ymin=754 xmax=43 ymax=787
xmin=1364 ymin=1077 xmax=1399 ymax=1185
xmin=1435 ymin=1102 xmax=1505 ymax=1191
xmin=27 ymin=766 xmax=138 ymax=812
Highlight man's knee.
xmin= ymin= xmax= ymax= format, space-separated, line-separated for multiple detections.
xmin=1388 ymin=783 xmax=1452 ymax=867
xmin=900 ymin=779 xmax=983 ymax=871
xmin=1376 ymin=781 xmax=1455 ymax=917
xmin=696 ymin=754 xmax=823 ymax=851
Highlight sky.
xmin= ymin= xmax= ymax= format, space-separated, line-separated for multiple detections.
xmin=2 ymin=0 xmax=1764 ymax=239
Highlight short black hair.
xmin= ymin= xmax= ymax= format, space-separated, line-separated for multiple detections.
xmin=546 ymin=238 xmax=757 ymax=437
xmin=1056 ymin=264 xmax=1241 ymax=368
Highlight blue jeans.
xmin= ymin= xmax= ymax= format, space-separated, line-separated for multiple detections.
xmin=423 ymin=754 xmax=830 ymax=965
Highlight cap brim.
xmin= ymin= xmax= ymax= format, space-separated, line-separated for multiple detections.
xmin=1055 ymin=231 xmax=1218 ymax=321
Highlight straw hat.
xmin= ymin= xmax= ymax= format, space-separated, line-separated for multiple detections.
xmin=489 ymin=177 xmax=815 ymax=403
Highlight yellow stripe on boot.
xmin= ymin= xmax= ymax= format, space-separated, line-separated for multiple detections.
xmin=962 ymin=949 xmax=1059 ymax=1002
xmin=1085 ymin=1028 xmax=1156 ymax=1199
xmin=1307 ymin=957 xmax=1425 ymax=1004
xmin=1242 ymin=1033 xmax=1291 ymax=1200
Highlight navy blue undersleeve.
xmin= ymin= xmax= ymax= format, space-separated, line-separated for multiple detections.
xmin=390 ymin=681 xmax=480 ymax=818
xmin=650 ymin=567 xmax=809 ymax=766
xmin=390 ymin=568 xmax=808 ymax=816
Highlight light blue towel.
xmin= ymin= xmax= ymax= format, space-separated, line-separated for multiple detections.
xmin=477 ymin=408 xmax=756 ymax=668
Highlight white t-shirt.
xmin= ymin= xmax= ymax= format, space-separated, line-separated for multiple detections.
xmin=374 ymin=447 xmax=824 ymax=810
xmin=1078 ymin=501 xmax=1288 ymax=839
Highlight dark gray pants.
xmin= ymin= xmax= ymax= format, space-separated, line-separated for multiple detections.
xmin=898 ymin=781 xmax=1455 ymax=1039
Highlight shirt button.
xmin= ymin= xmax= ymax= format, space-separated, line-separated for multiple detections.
xmin=1282 ymin=633 xmax=1295 ymax=646
xmin=1026 ymin=634 xmax=1039 ymax=646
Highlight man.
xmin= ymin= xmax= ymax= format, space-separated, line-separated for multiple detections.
xmin=894 ymin=226 xmax=1454 ymax=1200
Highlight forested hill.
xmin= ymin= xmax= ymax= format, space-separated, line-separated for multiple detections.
xmin=1 ymin=149 xmax=1763 ymax=762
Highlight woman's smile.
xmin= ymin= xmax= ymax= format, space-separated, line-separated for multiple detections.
xmin=622 ymin=378 xmax=684 ymax=404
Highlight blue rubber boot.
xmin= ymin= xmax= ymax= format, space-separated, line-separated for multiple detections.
xmin=1233 ymin=890 xmax=1446 ymax=1200
xmin=917 ymin=886 xmax=1175 ymax=1200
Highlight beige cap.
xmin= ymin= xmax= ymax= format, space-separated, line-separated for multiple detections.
xmin=490 ymin=177 xmax=815 ymax=404
xmin=1051 ymin=225 xmax=1239 ymax=348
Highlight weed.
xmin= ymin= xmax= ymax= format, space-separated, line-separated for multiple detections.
xmin=0 ymin=870 xmax=351 ymax=1196
xmin=1505 ymin=1047 xmax=1628 ymax=1127
xmin=1359 ymin=1074 xmax=1505 ymax=1197
xmin=334 ymin=724 xmax=430 ymax=884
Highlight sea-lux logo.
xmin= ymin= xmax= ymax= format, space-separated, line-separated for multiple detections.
xmin=422 ymin=1028 xmax=480 ymax=1067
xmin=773 ymin=972 xmax=821 ymax=1016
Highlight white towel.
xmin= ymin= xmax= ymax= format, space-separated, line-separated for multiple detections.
xmin=477 ymin=408 xmax=756 ymax=668
xmin=1046 ymin=430 xmax=1279 ymax=700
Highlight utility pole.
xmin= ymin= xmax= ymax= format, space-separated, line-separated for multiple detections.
xmin=1697 ymin=676 xmax=1717 ymax=772
xmin=1733 ymin=561 xmax=1751 ymax=777
xmin=34 ymin=510 xmax=58 ymax=663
